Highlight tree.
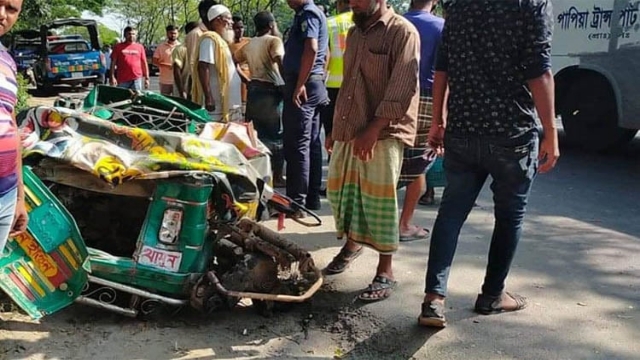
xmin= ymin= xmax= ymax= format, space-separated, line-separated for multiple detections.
xmin=16 ymin=0 xmax=110 ymax=31
xmin=387 ymin=0 xmax=410 ymax=13
xmin=110 ymin=0 xmax=200 ymax=45
xmin=59 ymin=23 xmax=120 ymax=46
xmin=98 ymin=24 xmax=120 ymax=46
xmin=109 ymin=0 xmax=296 ymax=45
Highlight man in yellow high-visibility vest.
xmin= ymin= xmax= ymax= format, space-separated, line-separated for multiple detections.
xmin=320 ymin=0 xmax=352 ymax=196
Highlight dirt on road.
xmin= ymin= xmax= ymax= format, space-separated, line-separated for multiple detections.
xmin=0 ymin=93 xmax=638 ymax=360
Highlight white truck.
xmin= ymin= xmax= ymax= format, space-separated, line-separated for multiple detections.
xmin=553 ymin=0 xmax=640 ymax=150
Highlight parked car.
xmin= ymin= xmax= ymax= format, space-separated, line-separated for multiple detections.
xmin=5 ymin=29 xmax=40 ymax=85
xmin=32 ymin=19 xmax=107 ymax=93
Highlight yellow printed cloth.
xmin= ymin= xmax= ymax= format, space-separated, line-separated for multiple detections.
xmin=18 ymin=106 xmax=263 ymax=202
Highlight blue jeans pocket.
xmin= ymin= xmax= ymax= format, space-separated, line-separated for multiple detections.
xmin=488 ymin=138 xmax=539 ymax=181
xmin=443 ymin=136 xmax=470 ymax=172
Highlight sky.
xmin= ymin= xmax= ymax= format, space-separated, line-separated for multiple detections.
xmin=81 ymin=11 xmax=123 ymax=33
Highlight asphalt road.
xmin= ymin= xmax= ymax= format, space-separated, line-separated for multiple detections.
xmin=2 ymin=84 xmax=639 ymax=359
xmin=25 ymin=76 xmax=162 ymax=106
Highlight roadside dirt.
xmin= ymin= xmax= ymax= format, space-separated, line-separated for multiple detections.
xmin=2 ymin=91 xmax=638 ymax=360
xmin=1 ymin=93 xmax=393 ymax=360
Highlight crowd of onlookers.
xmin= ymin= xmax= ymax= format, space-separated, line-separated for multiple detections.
xmin=0 ymin=0 xmax=560 ymax=330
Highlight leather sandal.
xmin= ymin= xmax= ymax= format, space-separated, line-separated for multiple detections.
xmin=474 ymin=292 xmax=528 ymax=315
xmin=324 ymin=246 xmax=363 ymax=275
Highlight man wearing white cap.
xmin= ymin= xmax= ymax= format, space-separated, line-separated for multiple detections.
xmin=192 ymin=4 xmax=243 ymax=122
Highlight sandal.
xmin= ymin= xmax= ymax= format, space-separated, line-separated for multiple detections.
xmin=399 ymin=225 xmax=430 ymax=242
xmin=324 ymin=246 xmax=363 ymax=275
xmin=418 ymin=188 xmax=436 ymax=206
xmin=418 ymin=300 xmax=447 ymax=328
xmin=358 ymin=275 xmax=397 ymax=302
xmin=474 ymin=292 xmax=528 ymax=315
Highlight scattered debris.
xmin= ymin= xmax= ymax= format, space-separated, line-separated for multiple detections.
xmin=172 ymin=341 xmax=189 ymax=356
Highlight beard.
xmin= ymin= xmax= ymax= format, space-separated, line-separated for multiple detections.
xmin=220 ymin=29 xmax=235 ymax=43
xmin=353 ymin=0 xmax=380 ymax=29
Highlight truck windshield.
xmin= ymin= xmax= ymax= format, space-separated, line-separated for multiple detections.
xmin=14 ymin=43 xmax=39 ymax=53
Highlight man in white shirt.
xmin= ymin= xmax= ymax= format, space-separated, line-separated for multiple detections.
xmin=194 ymin=4 xmax=243 ymax=122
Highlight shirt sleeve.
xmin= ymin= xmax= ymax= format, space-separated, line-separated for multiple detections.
xmin=199 ymin=38 xmax=215 ymax=64
xmin=172 ymin=46 xmax=185 ymax=68
xmin=374 ymin=26 xmax=420 ymax=121
xmin=270 ymin=37 xmax=285 ymax=59
xmin=520 ymin=0 xmax=553 ymax=79
xmin=140 ymin=44 xmax=147 ymax=64
xmin=301 ymin=11 xmax=322 ymax=39
xmin=434 ymin=22 xmax=449 ymax=72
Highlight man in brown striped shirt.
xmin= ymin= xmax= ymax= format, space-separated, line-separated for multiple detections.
xmin=324 ymin=0 xmax=420 ymax=302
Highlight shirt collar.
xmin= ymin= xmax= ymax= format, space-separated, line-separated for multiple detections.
xmin=361 ymin=6 xmax=395 ymax=33
xmin=297 ymin=0 xmax=316 ymax=15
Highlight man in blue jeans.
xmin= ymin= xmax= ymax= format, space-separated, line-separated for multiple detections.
xmin=282 ymin=0 xmax=328 ymax=214
xmin=418 ymin=0 xmax=559 ymax=328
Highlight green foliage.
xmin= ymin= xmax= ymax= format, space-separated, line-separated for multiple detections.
xmin=110 ymin=0 xmax=296 ymax=45
xmin=16 ymin=0 xmax=112 ymax=31
xmin=58 ymin=23 xmax=119 ymax=46
xmin=15 ymin=73 xmax=30 ymax=114
xmin=98 ymin=24 xmax=120 ymax=46
xmin=110 ymin=0 xmax=200 ymax=45
xmin=388 ymin=0 xmax=410 ymax=13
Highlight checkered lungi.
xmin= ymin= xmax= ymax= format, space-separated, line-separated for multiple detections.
xmin=397 ymin=94 xmax=436 ymax=189
xmin=327 ymin=139 xmax=404 ymax=254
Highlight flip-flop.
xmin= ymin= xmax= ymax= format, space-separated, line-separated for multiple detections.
xmin=324 ymin=246 xmax=364 ymax=275
xmin=358 ymin=275 xmax=397 ymax=302
xmin=399 ymin=225 xmax=430 ymax=242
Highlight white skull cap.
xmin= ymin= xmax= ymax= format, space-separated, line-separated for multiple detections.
xmin=207 ymin=4 xmax=231 ymax=21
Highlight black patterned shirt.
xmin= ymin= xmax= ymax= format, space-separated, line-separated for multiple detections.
xmin=437 ymin=0 xmax=553 ymax=138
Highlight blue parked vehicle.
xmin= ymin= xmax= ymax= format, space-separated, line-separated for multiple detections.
xmin=3 ymin=29 xmax=41 ymax=85
xmin=33 ymin=19 xmax=107 ymax=94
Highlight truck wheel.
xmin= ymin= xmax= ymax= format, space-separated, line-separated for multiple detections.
xmin=35 ymin=81 xmax=54 ymax=96
xmin=560 ymin=73 xmax=637 ymax=151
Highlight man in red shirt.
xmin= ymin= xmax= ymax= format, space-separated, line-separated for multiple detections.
xmin=110 ymin=26 xmax=150 ymax=91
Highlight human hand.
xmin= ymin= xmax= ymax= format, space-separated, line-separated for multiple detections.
xmin=325 ymin=134 xmax=334 ymax=154
xmin=538 ymin=130 xmax=559 ymax=173
xmin=9 ymin=197 xmax=28 ymax=237
xmin=353 ymin=127 xmax=379 ymax=162
xmin=428 ymin=119 xmax=446 ymax=156
xmin=144 ymin=78 xmax=150 ymax=89
xmin=110 ymin=77 xmax=117 ymax=86
xmin=293 ymin=85 xmax=307 ymax=108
